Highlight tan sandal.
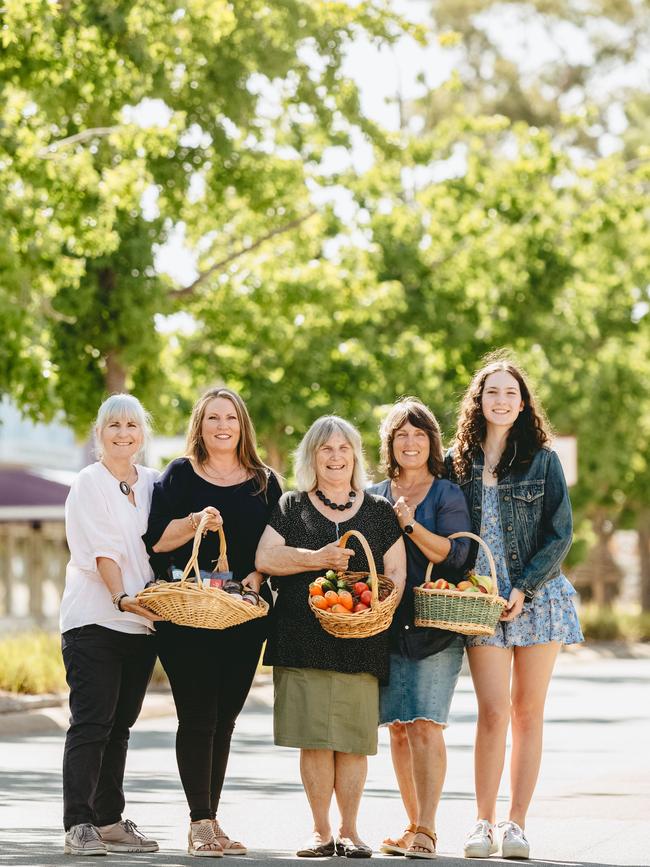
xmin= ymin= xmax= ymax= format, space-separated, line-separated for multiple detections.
xmin=212 ymin=820 xmax=247 ymax=856
xmin=380 ymin=823 xmax=418 ymax=856
xmin=188 ymin=820 xmax=224 ymax=857
xmin=405 ymin=826 xmax=437 ymax=860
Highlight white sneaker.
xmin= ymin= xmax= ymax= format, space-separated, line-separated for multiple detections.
xmin=64 ymin=823 xmax=107 ymax=856
xmin=499 ymin=822 xmax=530 ymax=859
xmin=463 ymin=820 xmax=497 ymax=858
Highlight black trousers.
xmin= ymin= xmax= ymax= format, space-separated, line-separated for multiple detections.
xmin=61 ymin=624 xmax=156 ymax=830
xmin=156 ymin=620 xmax=263 ymax=821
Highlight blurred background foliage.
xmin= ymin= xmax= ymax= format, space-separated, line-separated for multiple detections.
xmin=1 ymin=0 xmax=648 ymax=607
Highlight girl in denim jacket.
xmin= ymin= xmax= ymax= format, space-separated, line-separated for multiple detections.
xmin=446 ymin=360 xmax=583 ymax=860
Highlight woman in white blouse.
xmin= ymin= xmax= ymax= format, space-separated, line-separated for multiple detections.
xmin=60 ymin=394 xmax=162 ymax=857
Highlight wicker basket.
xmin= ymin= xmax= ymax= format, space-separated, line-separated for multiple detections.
xmin=309 ymin=529 xmax=399 ymax=639
xmin=413 ymin=531 xmax=507 ymax=636
xmin=136 ymin=515 xmax=268 ymax=630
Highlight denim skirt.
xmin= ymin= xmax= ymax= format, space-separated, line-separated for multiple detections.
xmin=273 ymin=666 xmax=379 ymax=755
xmin=379 ymin=637 xmax=465 ymax=727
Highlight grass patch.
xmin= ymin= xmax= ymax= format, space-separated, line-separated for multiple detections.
xmin=579 ymin=605 xmax=650 ymax=642
xmin=0 ymin=632 xmax=67 ymax=694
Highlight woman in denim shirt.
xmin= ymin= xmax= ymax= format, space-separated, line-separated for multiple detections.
xmin=369 ymin=398 xmax=471 ymax=859
xmin=446 ymin=360 xmax=582 ymax=861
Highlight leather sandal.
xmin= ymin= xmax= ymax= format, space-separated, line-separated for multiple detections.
xmin=188 ymin=820 xmax=224 ymax=857
xmin=405 ymin=826 xmax=437 ymax=860
xmin=296 ymin=835 xmax=336 ymax=857
xmin=380 ymin=823 xmax=418 ymax=856
xmin=212 ymin=820 xmax=247 ymax=856
xmin=335 ymin=837 xmax=373 ymax=858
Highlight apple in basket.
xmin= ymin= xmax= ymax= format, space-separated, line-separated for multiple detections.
xmin=476 ymin=575 xmax=494 ymax=593
xmin=422 ymin=578 xmax=450 ymax=590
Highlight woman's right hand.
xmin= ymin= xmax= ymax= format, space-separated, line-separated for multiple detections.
xmin=314 ymin=542 xmax=355 ymax=571
xmin=195 ymin=506 xmax=223 ymax=533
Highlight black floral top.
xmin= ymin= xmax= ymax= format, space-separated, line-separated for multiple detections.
xmin=263 ymin=491 xmax=402 ymax=682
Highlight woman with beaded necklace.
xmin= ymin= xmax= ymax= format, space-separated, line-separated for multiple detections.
xmin=256 ymin=415 xmax=406 ymax=859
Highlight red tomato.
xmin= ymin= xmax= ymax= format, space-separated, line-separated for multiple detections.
xmin=353 ymin=582 xmax=369 ymax=596
xmin=353 ymin=602 xmax=369 ymax=613
xmin=360 ymin=589 xmax=372 ymax=606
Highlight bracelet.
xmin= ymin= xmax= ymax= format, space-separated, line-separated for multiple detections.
xmin=189 ymin=512 xmax=199 ymax=531
xmin=112 ymin=591 xmax=128 ymax=611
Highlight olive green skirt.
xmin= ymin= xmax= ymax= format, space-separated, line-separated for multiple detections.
xmin=273 ymin=667 xmax=379 ymax=755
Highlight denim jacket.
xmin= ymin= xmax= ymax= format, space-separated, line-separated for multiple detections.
xmin=444 ymin=446 xmax=573 ymax=600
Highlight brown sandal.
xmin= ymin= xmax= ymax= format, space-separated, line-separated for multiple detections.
xmin=405 ymin=826 xmax=437 ymax=860
xmin=380 ymin=823 xmax=418 ymax=856
xmin=212 ymin=820 xmax=247 ymax=856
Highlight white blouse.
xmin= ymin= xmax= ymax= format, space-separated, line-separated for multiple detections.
xmin=60 ymin=461 xmax=159 ymax=634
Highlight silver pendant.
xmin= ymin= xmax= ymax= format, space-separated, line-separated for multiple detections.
xmin=119 ymin=481 xmax=131 ymax=496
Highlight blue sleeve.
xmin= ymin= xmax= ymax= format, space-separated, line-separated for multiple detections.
xmin=435 ymin=483 xmax=472 ymax=572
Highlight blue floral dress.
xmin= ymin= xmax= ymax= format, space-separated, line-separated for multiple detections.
xmin=466 ymin=484 xmax=583 ymax=648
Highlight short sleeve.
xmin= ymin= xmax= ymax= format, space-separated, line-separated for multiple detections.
xmin=142 ymin=459 xmax=191 ymax=578
xmin=65 ymin=471 xmax=126 ymax=572
xmin=268 ymin=491 xmax=297 ymax=540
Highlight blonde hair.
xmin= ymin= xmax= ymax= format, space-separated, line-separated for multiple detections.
xmin=294 ymin=415 xmax=368 ymax=492
xmin=185 ymin=387 xmax=273 ymax=495
xmin=94 ymin=393 xmax=152 ymax=463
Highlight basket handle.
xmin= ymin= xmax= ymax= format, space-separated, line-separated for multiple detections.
xmin=423 ymin=531 xmax=497 ymax=589
xmin=338 ymin=529 xmax=379 ymax=608
xmin=181 ymin=514 xmax=229 ymax=585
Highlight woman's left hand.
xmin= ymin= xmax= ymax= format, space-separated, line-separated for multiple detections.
xmin=241 ymin=571 xmax=264 ymax=593
xmin=121 ymin=596 xmax=166 ymax=622
xmin=500 ymin=587 xmax=525 ymax=621
xmin=393 ymin=496 xmax=414 ymax=529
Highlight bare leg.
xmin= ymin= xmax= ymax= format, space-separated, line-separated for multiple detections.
xmin=383 ymin=724 xmax=417 ymax=847
xmin=509 ymin=642 xmax=561 ymax=828
xmin=300 ymin=749 xmax=335 ymax=840
xmin=333 ymin=752 xmax=368 ymax=844
xmin=467 ymin=646 xmax=513 ymax=824
xmin=405 ymin=719 xmax=446 ymax=854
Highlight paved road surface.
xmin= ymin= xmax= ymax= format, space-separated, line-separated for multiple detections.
xmin=1 ymin=648 xmax=648 ymax=866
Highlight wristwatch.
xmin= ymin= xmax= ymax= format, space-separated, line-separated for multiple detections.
xmin=404 ymin=522 xmax=415 ymax=535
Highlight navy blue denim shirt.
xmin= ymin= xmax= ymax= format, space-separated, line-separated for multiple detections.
xmin=368 ymin=478 xmax=471 ymax=659
xmin=444 ymin=446 xmax=573 ymax=600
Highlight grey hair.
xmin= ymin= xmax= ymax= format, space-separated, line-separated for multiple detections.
xmin=94 ymin=393 xmax=152 ymax=463
xmin=294 ymin=415 xmax=368 ymax=492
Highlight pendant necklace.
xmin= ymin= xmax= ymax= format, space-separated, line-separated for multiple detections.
xmin=316 ymin=489 xmax=357 ymax=512
xmin=102 ymin=462 xmax=136 ymax=496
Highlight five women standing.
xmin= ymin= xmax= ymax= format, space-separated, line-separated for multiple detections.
xmin=61 ymin=359 xmax=580 ymax=860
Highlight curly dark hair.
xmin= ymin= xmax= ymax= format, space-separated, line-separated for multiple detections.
xmin=452 ymin=359 xmax=551 ymax=482
xmin=379 ymin=397 xmax=445 ymax=480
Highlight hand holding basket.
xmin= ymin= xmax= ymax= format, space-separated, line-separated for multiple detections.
xmin=309 ymin=529 xmax=399 ymax=639
xmin=137 ymin=515 xmax=269 ymax=630
xmin=413 ymin=531 xmax=506 ymax=636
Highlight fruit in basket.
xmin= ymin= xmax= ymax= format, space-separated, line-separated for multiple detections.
xmin=312 ymin=595 xmax=329 ymax=610
xmin=338 ymin=591 xmax=354 ymax=610
xmin=353 ymin=581 xmax=369 ymax=596
xmin=457 ymin=580 xmax=473 ymax=591
xmin=465 ymin=586 xmax=481 ymax=593
xmin=309 ymin=582 xmax=324 ymax=596
xmin=433 ymin=579 xmax=450 ymax=590
xmin=468 ymin=573 xmax=480 ymax=587
xmin=476 ymin=575 xmax=493 ymax=593
xmin=360 ymin=589 xmax=372 ymax=606
xmin=353 ymin=602 xmax=369 ymax=613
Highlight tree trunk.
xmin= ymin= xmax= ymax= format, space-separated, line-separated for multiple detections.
xmin=263 ymin=438 xmax=286 ymax=478
xmin=105 ymin=350 xmax=127 ymax=394
xmin=638 ymin=511 xmax=650 ymax=612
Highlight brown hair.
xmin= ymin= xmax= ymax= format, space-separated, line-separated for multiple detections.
xmin=185 ymin=387 xmax=273 ymax=495
xmin=452 ymin=358 xmax=551 ymax=482
xmin=379 ymin=397 xmax=445 ymax=480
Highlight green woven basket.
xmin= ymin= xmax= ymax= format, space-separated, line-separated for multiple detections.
xmin=413 ymin=532 xmax=507 ymax=636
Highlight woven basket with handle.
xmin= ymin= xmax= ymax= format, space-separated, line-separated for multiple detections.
xmin=413 ymin=531 xmax=506 ymax=636
xmin=309 ymin=529 xmax=399 ymax=639
xmin=136 ymin=515 xmax=268 ymax=629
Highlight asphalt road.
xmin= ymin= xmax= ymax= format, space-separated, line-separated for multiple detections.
xmin=1 ymin=646 xmax=649 ymax=867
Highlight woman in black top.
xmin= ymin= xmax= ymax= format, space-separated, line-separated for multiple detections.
xmin=256 ymin=415 xmax=406 ymax=858
xmin=143 ymin=387 xmax=281 ymax=858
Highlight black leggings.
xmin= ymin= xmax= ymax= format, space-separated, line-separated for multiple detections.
xmin=156 ymin=621 xmax=263 ymax=821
